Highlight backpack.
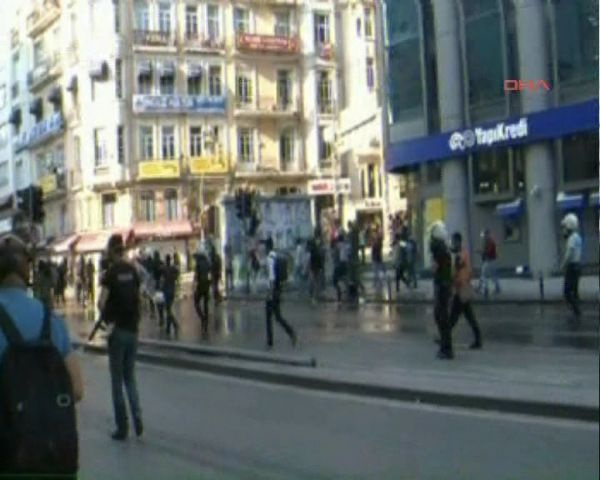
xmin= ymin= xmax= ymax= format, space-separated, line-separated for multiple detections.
xmin=0 ymin=304 xmax=78 ymax=477
xmin=274 ymin=254 xmax=288 ymax=284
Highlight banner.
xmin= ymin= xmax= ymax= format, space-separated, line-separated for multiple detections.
xmin=189 ymin=156 xmax=227 ymax=174
xmin=138 ymin=160 xmax=180 ymax=179
xmin=133 ymin=95 xmax=226 ymax=114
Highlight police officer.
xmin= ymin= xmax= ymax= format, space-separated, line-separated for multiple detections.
xmin=560 ymin=213 xmax=583 ymax=319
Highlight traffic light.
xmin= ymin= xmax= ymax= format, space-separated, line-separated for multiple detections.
xmin=15 ymin=186 xmax=45 ymax=224
xmin=32 ymin=186 xmax=45 ymax=223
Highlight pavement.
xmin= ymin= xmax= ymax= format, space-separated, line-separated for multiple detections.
xmin=78 ymin=355 xmax=600 ymax=480
xmin=61 ymin=290 xmax=599 ymax=422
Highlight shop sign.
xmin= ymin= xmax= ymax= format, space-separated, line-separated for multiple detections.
xmin=189 ymin=155 xmax=227 ymax=175
xmin=449 ymin=118 xmax=528 ymax=152
xmin=38 ymin=174 xmax=58 ymax=195
xmin=133 ymin=94 xmax=226 ymax=114
xmin=504 ymin=80 xmax=551 ymax=92
xmin=14 ymin=113 xmax=64 ymax=151
xmin=138 ymin=160 xmax=180 ymax=179
xmin=358 ymin=198 xmax=383 ymax=210
xmin=308 ymin=178 xmax=351 ymax=196
xmin=237 ymin=34 xmax=298 ymax=53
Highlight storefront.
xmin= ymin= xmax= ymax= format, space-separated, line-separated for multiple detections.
xmin=386 ymin=99 xmax=599 ymax=270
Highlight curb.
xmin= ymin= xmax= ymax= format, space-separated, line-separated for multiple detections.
xmin=77 ymin=342 xmax=598 ymax=424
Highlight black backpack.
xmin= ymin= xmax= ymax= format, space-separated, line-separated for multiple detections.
xmin=0 ymin=304 xmax=78 ymax=477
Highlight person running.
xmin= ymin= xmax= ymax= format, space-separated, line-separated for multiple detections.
xmin=193 ymin=246 xmax=212 ymax=333
xmin=449 ymin=232 xmax=482 ymax=350
xmin=429 ymin=221 xmax=453 ymax=360
xmin=560 ymin=213 xmax=583 ymax=319
xmin=160 ymin=254 xmax=179 ymax=336
xmin=97 ymin=234 xmax=143 ymax=441
xmin=265 ymin=245 xmax=297 ymax=349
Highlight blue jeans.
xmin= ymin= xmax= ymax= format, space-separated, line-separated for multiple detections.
xmin=108 ymin=328 xmax=142 ymax=432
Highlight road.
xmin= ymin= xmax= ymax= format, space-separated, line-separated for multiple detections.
xmin=78 ymin=355 xmax=598 ymax=480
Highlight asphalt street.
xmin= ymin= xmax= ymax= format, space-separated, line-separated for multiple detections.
xmin=78 ymin=354 xmax=598 ymax=480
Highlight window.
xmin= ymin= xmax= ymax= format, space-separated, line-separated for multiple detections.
xmin=136 ymin=1 xmax=150 ymax=30
xmin=138 ymin=68 xmax=152 ymax=94
xmin=161 ymin=126 xmax=175 ymax=159
xmin=188 ymin=72 xmax=202 ymax=95
xmin=160 ymin=72 xmax=175 ymax=94
xmin=238 ymin=128 xmax=253 ymax=162
xmin=115 ymin=58 xmax=122 ymax=98
xmin=207 ymin=5 xmax=220 ymax=40
xmin=186 ymin=5 xmax=198 ymax=39
xmin=280 ymin=129 xmax=294 ymax=165
xmin=234 ymin=7 xmax=249 ymax=34
xmin=277 ymin=70 xmax=291 ymax=108
xmin=140 ymin=126 xmax=153 ymax=159
xmin=209 ymin=66 xmax=222 ymax=95
xmin=562 ymin=132 xmax=599 ymax=184
xmin=113 ymin=0 xmax=120 ymax=33
xmin=366 ymin=57 xmax=375 ymax=90
xmin=553 ymin=0 xmax=599 ymax=85
xmin=165 ymin=189 xmax=178 ymax=220
xmin=314 ymin=13 xmax=330 ymax=44
xmin=472 ymin=148 xmax=510 ymax=195
xmin=275 ymin=11 xmax=291 ymax=37
xmin=205 ymin=126 xmax=220 ymax=155
xmin=364 ymin=7 xmax=373 ymax=38
xmin=117 ymin=125 xmax=124 ymax=164
xmin=317 ymin=71 xmax=332 ymax=113
xmin=33 ymin=41 xmax=44 ymax=67
xmin=356 ymin=18 xmax=362 ymax=36
xmin=190 ymin=127 xmax=202 ymax=156
xmin=366 ymin=164 xmax=377 ymax=198
xmin=140 ymin=191 xmax=155 ymax=221
xmin=236 ymin=73 xmax=253 ymax=104
xmin=318 ymin=126 xmax=332 ymax=165
xmin=102 ymin=193 xmax=116 ymax=228
xmin=94 ymin=128 xmax=107 ymax=166
xmin=158 ymin=3 xmax=171 ymax=32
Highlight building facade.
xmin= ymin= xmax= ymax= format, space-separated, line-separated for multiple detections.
xmin=384 ymin=0 xmax=599 ymax=273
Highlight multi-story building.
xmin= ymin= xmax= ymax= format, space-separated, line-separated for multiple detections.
xmin=383 ymin=0 xmax=599 ymax=273
xmin=3 ymin=0 xmax=389 ymax=258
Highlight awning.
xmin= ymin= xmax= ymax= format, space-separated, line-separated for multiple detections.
xmin=137 ymin=60 xmax=152 ymax=77
xmin=159 ymin=61 xmax=175 ymax=77
xmin=590 ymin=192 xmax=600 ymax=208
xmin=556 ymin=192 xmax=585 ymax=211
xmin=8 ymin=108 xmax=21 ymax=125
xmin=187 ymin=63 xmax=202 ymax=78
xmin=75 ymin=228 xmax=132 ymax=254
xmin=50 ymin=233 xmax=79 ymax=254
xmin=133 ymin=220 xmax=193 ymax=240
xmin=66 ymin=75 xmax=78 ymax=92
xmin=47 ymin=86 xmax=62 ymax=104
xmin=496 ymin=198 xmax=524 ymax=218
xmin=29 ymin=97 xmax=43 ymax=116
xmin=89 ymin=60 xmax=108 ymax=79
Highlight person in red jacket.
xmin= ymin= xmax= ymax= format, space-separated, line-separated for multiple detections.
xmin=477 ymin=228 xmax=501 ymax=297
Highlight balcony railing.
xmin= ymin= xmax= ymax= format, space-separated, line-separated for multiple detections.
xmin=27 ymin=52 xmax=61 ymax=90
xmin=183 ymin=32 xmax=225 ymax=50
xmin=236 ymin=33 xmax=299 ymax=54
xmin=133 ymin=29 xmax=175 ymax=47
xmin=27 ymin=1 xmax=61 ymax=38
xmin=235 ymin=96 xmax=299 ymax=116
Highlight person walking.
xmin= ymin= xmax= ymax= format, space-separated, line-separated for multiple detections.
xmin=265 ymin=246 xmax=297 ymax=349
xmin=293 ymin=239 xmax=306 ymax=285
xmin=160 ymin=254 xmax=179 ymax=336
xmin=358 ymin=226 xmax=367 ymax=264
xmin=560 ymin=213 xmax=583 ymax=319
xmin=76 ymin=256 xmax=86 ymax=306
xmin=35 ymin=260 xmax=55 ymax=309
xmin=85 ymin=258 xmax=96 ymax=308
xmin=393 ymin=234 xmax=410 ymax=293
xmin=429 ymin=221 xmax=453 ymax=359
xmin=97 ymin=234 xmax=144 ymax=441
xmin=210 ymin=246 xmax=223 ymax=303
xmin=308 ymin=236 xmax=323 ymax=301
xmin=449 ymin=232 xmax=482 ymax=350
xmin=407 ymin=234 xmax=418 ymax=289
xmin=224 ymin=243 xmax=234 ymax=293
xmin=478 ymin=229 xmax=501 ymax=297
xmin=371 ymin=227 xmax=385 ymax=290
xmin=193 ymin=246 xmax=211 ymax=333
xmin=332 ymin=235 xmax=350 ymax=302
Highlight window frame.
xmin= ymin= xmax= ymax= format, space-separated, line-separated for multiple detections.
xmin=238 ymin=127 xmax=254 ymax=163
xmin=161 ymin=125 xmax=176 ymax=159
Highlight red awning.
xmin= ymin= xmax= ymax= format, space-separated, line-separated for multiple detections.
xmin=50 ymin=233 xmax=80 ymax=254
xmin=133 ymin=220 xmax=193 ymax=240
xmin=75 ymin=229 xmax=132 ymax=254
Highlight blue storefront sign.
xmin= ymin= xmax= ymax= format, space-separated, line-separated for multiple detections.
xmin=386 ymin=99 xmax=599 ymax=172
xmin=14 ymin=113 xmax=64 ymax=152
xmin=133 ymin=94 xmax=227 ymax=114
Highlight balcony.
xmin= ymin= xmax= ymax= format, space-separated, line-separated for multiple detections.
xmin=234 ymin=96 xmax=299 ymax=118
xmin=27 ymin=1 xmax=61 ymax=38
xmin=189 ymin=155 xmax=228 ymax=175
xmin=133 ymin=29 xmax=175 ymax=48
xmin=27 ymin=52 xmax=62 ymax=91
xmin=236 ymin=33 xmax=299 ymax=55
xmin=137 ymin=159 xmax=181 ymax=180
xmin=183 ymin=32 xmax=225 ymax=52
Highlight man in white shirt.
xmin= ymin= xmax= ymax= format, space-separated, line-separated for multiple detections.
xmin=560 ymin=213 xmax=583 ymax=318
xmin=266 ymin=247 xmax=297 ymax=349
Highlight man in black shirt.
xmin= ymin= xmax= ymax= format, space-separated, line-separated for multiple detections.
xmin=98 ymin=234 xmax=143 ymax=441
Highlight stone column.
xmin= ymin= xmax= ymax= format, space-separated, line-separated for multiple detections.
xmin=432 ymin=0 xmax=470 ymax=242
xmin=515 ymin=0 xmax=558 ymax=277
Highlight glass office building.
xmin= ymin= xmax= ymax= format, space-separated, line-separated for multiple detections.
xmin=384 ymin=0 xmax=599 ymax=274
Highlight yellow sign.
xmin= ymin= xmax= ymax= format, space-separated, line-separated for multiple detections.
xmin=424 ymin=198 xmax=445 ymax=226
xmin=138 ymin=160 xmax=180 ymax=179
xmin=38 ymin=174 xmax=57 ymax=195
xmin=189 ymin=156 xmax=228 ymax=175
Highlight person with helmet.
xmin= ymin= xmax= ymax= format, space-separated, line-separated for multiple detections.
xmin=429 ymin=221 xmax=453 ymax=359
xmin=560 ymin=213 xmax=583 ymax=318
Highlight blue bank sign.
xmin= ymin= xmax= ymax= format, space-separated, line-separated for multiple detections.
xmin=14 ymin=113 xmax=65 ymax=152
xmin=386 ymin=99 xmax=599 ymax=171
xmin=133 ymin=94 xmax=227 ymax=114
